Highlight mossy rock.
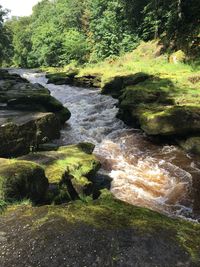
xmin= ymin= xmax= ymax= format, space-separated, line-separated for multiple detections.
xmin=179 ymin=137 xmax=200 ymax=155
xmin=0 ymin=73 xmax=71 ymax=124
xmin=46 ymin=72 xmax=73 ymax=85
xmin=0 ymin=70 xmax=28 ymax=83
xmin=73 ymin=74 xmax=102 ymax=88
xmin=0 ymin=159 xmax=48 ymax=203
xmin=117 ymin=78 xmax=175 ymax=126
xmin=7 ymin=94 xmax=71 ymax=124
xmin=101 ymin=72 xmax=150 ymax=97
xmin=139 ymin=105 xmax=200 ymax=136
xmin=46 ymin=71 xmax=102 ymax=88
xmin=0 ymin=112 xmax=61 ymax=157
xmin=119 ymin=86 xmax=173 ymax=108
xmin=20 ymin=144 xmax=101 ymax=202
xmin=1 ymin=193 xmax=200 ymax=266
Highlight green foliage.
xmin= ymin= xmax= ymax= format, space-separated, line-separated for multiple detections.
xmin=31 ymin=23 xmax=63 ymax=67
xmin=0 ymin=200 xmax=7 ymax=213
xmin=1 ymin=0 xmax=199 ymax=67
xmin=0 ymin=5 xmax=13 ymax=66
xmin=60 ymin=29 xmax=89 ymax=65
xmin=89 ymin=0 xmax=140 ymax=61
xmin=11 ymin=17 xmax=33 ymax=67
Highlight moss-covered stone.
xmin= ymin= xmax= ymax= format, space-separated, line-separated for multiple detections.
xmin=179 ymin=137 xmax=200 ymax=155
xmin=1 ymin=193 xmax=200 ymax=266
xmin=7 ymin=94 xmax=71 ymax=123
xmin=20 ymin=144 xmax=101 ymax=202
xmin=0 ymin=71 xmax=71 ymax=124
xmin=0 ymin=69 xmax=28 ymax=83
xmin=0 ymin=112 xmax=61 ymax=157
xmin=139 ymin=105 xmax=200 ymax=136
xmin=0 ymin=70 xmax=71 ymax=156
xmin=46 ymin=72 xmax=73 ymax=85
xmin=46 ymin=72 xmax=102 ymax=88
xmin=0 ymin=159 xmax=48 ymax=203
xmin=101 ymin=72 xmax=150 ymax=97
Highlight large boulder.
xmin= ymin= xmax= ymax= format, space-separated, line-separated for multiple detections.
xmin=0 ymin=158 xmax=48 ymax=203
xmin=139 ymin=106 xmax=200 ymax=136
xmin=117 ymin=79 xmax=174 ymax=126
xmin=20 ymin=143 xmax=101 ymax=203
xmin=101 ymin=72 xmax=150 ymax=97
xmin=0 ymin=111 xmax=60 ymax=157
xmin=0 ymin=70 xmax=71 ymax=124
xmin=46 ymin=72 xmax=101 ymax=88
xmin=0 ymin=70 xmax=71 ymax=157
xmin=178 ymin=136 xmax=200 ymax=155
xmin=0 ymin=193 xmax=200 ymax=266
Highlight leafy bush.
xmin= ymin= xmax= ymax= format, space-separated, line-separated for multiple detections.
xmin=60 ymin=29 xmax=89 ymax=65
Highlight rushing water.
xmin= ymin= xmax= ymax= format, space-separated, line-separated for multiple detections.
xmin=10 ymin=69 xmax=200 ymax=219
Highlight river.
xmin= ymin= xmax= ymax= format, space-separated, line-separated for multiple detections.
xmin=10 ymin=69 xmax=200 ymax=219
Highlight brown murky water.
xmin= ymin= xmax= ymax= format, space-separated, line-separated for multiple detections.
xmin=10 ymin=69 xmax=200 ymax=219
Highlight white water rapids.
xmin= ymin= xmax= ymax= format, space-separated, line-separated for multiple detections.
xmin=10 ymin=69 xmax=200 ymax=219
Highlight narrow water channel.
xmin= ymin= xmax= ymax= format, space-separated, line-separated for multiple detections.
xmin=10 ymin=69 xmax=200 ymax=219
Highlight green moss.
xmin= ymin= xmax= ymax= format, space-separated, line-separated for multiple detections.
xmin=138 ymin=105 xmax=200 ymax=135
xmin=16 ymin=192 xmax=199 ymax=262
xmin=0 ymin=159 xmax=48 ymax=203
xmin=44 ymin=145 xmax=100 ymax=184
xmin=20 ymin=144 xmax=101 ymax=202
xmin=101 ymin=72 xmax=150 ymax=97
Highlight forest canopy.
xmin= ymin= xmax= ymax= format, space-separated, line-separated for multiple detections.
xmin=0 ymin=0 xmax=199 ymax=67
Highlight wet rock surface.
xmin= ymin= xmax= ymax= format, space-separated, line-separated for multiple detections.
xmin=0 ymin=69 xmax=70 ymax=157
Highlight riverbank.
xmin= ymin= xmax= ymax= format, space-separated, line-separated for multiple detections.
xmin=44 ymin=41 xmax=200 ymax=156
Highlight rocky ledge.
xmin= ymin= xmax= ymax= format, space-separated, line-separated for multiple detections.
xmin=0 ymin=69 xmax=71 ymax=157
xmin=0 ymin=143 xmax=100 ymax=205
xmin=46 ymin=69 xmax=102 ymax=88
xmin=0 ymin=193 xmax=200 ymax=267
